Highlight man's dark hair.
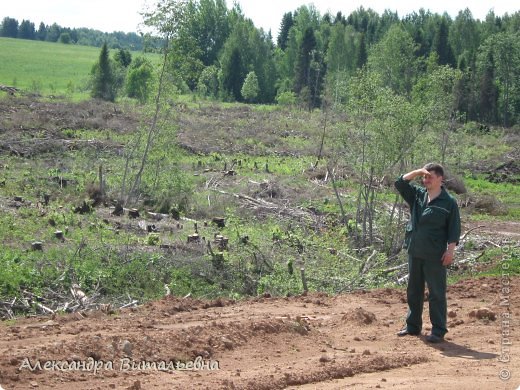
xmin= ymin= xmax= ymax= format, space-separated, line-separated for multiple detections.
xmin=423 ymin=163 xmax=444 ymax=178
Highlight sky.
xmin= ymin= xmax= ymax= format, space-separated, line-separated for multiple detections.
xmin=1 ymin=0 xmax=518 ymax=37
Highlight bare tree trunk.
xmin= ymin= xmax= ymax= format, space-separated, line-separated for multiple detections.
xmin=355 ymin=120 xmax=367 ymax=246
xmin=314 ymin=110 xmax=328 ymax=168
xmin=327 ymin=165 xmax=347 ymax=225
xmin=120 ymin=131 xmax=142 ymax=204
xmin=127 ymin=38 xmax=171 ymax=203
xmin=440 ymin=131 xmax=448 ymax=166
xmin=368 ymin=167 xmax=375 ymax=245
xmin=386 ymin=194 xmax=399 ymax=254
xmin=98 ymin=164 xmax=104 ymax=198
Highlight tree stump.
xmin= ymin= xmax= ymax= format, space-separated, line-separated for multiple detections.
xmin=55 ymin=230 xmax=64 ymax=240
xmin=212 ymin=217 xmax=225 ymax=228
xmin=128 ymin=208 xmax=140 ymax=219
xmin=112 ymin=203 xmax=124 ymax=216
xmin=187 ymin=233 xmax=200 ymax=243
xmin=74 ymin=200 xmax=92 ymax=214
xmin=214 ymin=235 xmax=229 ymax=250
xmin=31 ymin=241 xmax=43 ymax=251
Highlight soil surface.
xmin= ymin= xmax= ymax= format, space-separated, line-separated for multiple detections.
xmin=0 ymin=276 xmax=518 ymax=390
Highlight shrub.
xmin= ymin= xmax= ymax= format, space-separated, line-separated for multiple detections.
xmin=276 ymin=91 xmax=297 ymax=106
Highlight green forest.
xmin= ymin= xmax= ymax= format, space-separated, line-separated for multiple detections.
xmin=0 ymin=17 xmax=145 ymax=50
xmin=2 ymin=1 xmax=520 ymax=127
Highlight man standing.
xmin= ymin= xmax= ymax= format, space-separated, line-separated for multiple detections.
xmin=395 ymin=163 xmax=461 ymax=343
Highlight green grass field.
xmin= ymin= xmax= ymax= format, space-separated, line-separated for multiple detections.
xmin=0 ymin=38 xmax=158 ymax=99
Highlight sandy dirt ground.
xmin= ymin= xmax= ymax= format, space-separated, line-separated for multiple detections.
xmin=0 ymin=274 xmax=518 ymax=390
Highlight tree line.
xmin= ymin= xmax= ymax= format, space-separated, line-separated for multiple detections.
xmin=0 ymin=16 xmax=145 ymax=50
xmin=139 ymin=1 xmax=519 ymax=127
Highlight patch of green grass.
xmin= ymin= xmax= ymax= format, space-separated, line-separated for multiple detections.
xmin=465 ymin=176 xmax=520 ymax=201
xmin=464 ymin=175 xmax=520 ymax=218
xmin=478 ymin=246 xmax=520 ymax=277
xmin=0 ymin=37 xmax=160 ymax=100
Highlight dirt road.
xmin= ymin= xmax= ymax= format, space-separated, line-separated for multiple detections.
xmin=0 ymin=275 xmax=518 ymax=390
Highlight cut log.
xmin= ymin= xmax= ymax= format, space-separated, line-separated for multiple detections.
xmin=212 ymin=217 xmax=225 ymax=228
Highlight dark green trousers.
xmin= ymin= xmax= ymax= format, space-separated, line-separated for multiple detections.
xmin=406 ymin=255 xmax=447 ymax=337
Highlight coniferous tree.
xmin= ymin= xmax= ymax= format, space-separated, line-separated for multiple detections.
xmin=114 ymin=49 xmax=132 ymax=68
xmin=294 ymin=27 xmax=316 ymax=94
xmin=334 ymin=11 xmax=346 ymax=25
xmin=293 ymin=27 xmax=324 ymax=109
xmin=357 ymin=32 xmax=367 ymax=68
xmin=0 ymin=17 xmax=18 ymax=38
xmin=479 ymin=51 xmax=498 ymax=123
xmin=36 ymin=22 xmax=47 ymax=40
xmin=222 ymin=47 xmax=244 ymax=100
xmin=91 ymin=42 xmax=116 ymax=102
xmin=433 ymin=17 xmax=455 ymax=67
xmin=277 ymin=12 xmax=294 ymax=50
xmin=18 ymin=20 xmax=35 ymax=40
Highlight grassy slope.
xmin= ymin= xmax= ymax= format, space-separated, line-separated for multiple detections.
xmin=0 ymin=37 xmax=159 ymax=99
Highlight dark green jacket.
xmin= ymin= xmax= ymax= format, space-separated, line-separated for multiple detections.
xmin=395 ymin=175 xmax=461 ymax=261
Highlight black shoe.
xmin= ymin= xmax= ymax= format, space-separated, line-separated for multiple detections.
xmin=397 ymin=328 xmax=420 ymax=337
xmin=426 ymin=334 xmax=444 ymax=343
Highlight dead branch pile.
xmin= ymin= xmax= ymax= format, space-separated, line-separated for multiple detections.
xmin=0 ymin=284 xmax=141 ymax=320
xmin=211 ymin=188 xmax=315 ymax=223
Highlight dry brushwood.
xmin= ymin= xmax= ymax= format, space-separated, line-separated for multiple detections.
xmin=211 ymin=188 xmax=314 ymax=222
xmin=0 ymin=85 xmax=18 ymax=95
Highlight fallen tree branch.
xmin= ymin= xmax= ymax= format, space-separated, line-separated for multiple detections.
xmin=120 ymin=300 xmax=139 ymax=309
xmin=383 ymin=262 xmax=408 ymax=274
xmin=36 ymin=302 xmax=55 ymax=315
xmin=460 ymin=225 xmax=485 ymax=242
